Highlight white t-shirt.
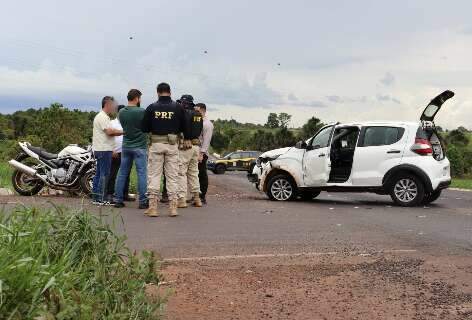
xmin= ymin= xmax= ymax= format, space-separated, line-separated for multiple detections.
xmin=92 ymin=111 xmax=114 ymax=152
xmin=110 ymin=118 xmax=123 ymax=153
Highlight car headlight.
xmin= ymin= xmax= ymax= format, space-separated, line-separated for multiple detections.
xmin=257 ymin=154 xmax=280 ymax=167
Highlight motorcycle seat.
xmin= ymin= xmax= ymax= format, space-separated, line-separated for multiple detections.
xmin=28 ymin=146 xmax=59 ymax=160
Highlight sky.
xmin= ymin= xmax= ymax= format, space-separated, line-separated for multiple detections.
xmin=1 ymin=0 xmax=472 ymax=129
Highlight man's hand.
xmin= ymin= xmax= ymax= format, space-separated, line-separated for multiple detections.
xmin=184 ymin=140 xmax=193 ymax=149
xmin=112 ymin=152 xmax=120 ymax=159
xmin=198 ymin=152 xmax=204 ymax=163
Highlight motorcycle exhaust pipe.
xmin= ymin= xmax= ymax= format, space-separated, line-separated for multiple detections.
xmin=8 ymin=159 xmax=38 ymax=177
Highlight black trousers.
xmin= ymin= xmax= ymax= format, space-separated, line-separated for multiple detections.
xmin=108 ymin=154 xmax=130 ymax=198
xmin=198 ymin=154 xmax=209 ymax=198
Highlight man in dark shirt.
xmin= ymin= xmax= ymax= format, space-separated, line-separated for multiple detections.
xmin=114 ymin=89 xmax=149 ymax=209
xmin=176 ymin=94 xmax=203 ymax=208
xmin=142 ymin=82 xmax=186 ymax=217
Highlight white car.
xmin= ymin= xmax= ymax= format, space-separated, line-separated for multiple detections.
xmin=248 ymin=91 xmax=454 ymax=207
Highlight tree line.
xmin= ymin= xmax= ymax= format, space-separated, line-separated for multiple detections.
xmin=0 ymin=104 xmax=470 ymax=177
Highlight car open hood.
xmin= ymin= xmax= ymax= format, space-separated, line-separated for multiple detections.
xmin=420 ymin=90 xmax=455 ymax=122
xmin=259 ymin=147 xmax=291 ymax=159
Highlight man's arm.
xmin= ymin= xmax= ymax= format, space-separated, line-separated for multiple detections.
xmin=141 ymin=106 xmax=152 ymax=133
xmin=97 ymin=115 xmax=122 ymax=136
xmin=104 ymin=127 xmax=123 ymax=136
xmin=200 ymin=120 xmax=213 ymax=155
xmin=178 ymin=105 xmax=189 ymax=137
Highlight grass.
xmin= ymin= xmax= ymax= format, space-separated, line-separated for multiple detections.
xmin=0 ymin=162 xmax=12 ymax=189
xmin=0 ymin=206 xmax=164 ymax=319
xmin=451 ymin=178 xmax=472 ymax=190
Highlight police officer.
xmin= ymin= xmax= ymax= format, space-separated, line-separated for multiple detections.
xmin=142 ymin=83 xmax=186 ymax=217
xmin=176 ymin=95 xmax=203 ymax=208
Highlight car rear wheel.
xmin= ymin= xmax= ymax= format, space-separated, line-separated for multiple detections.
xmin=389 ymin=174 xmax=425 ymax=207
xmin=423 ymin=190 xmax=442 ymax=205
xmin=214 ymin=164 xmax=226 ymax=174
xmin=267 ymin=174 xmax=297 ymax=201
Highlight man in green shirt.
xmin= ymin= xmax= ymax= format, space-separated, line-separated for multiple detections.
xmin=114 ymin=89 xmax=149 ymax=209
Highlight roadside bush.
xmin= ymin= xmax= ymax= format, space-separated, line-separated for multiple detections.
xmin=447 ymin=145 xmax=466 ymax=176
xmin=0 ymin=206 xmax=164 ymax=319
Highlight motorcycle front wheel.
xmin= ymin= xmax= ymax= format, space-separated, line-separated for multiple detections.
xmin=11 ymin=154 xmax=45 ymax=196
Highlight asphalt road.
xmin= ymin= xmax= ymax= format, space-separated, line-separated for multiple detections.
xmin=3 ymin=171 xmax=471 ymax=259
xmin=3 ymin=172 xmax=472 ymax=319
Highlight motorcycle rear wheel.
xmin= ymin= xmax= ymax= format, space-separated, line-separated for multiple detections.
xmin=79 ymin=168 xmax=95 ymax=196
xmin=11 ymin=154 xmax=45 ymax=196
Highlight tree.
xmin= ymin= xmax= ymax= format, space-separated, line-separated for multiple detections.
xmin=273 ymin=127 xmax=297 ymax=148
xmin=446 ymin=129 xmax=469 ymax=147
xmin=210 ymin=130 xmax=230 ymax=153
xmin=447 ymin=145 xmax=466 ymax=176
xmin=299 ymin=117 xmax=324 ymax=140
xmin=250 ymin=130 xmax=275 ymax=151
xmin=265 ymin=113 xmax=279 ymax=128
xmin=277 ymin=113 xmax=292 ymax=129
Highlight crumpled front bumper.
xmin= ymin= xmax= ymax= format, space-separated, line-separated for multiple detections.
xmin=247 ymin=165 xmax=268 ymax=191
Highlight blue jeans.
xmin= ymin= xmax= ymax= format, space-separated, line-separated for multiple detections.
xmin=92 ymin=151 xmax=113 ymax=202
xmin=115 ymin=148 xmax=148 ymax=204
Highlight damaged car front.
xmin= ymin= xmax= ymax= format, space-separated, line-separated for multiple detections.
xmin=248 ymin=147 xmax=291 ymax=189
xmin=247 ymin=145 xmax=304 ymax=191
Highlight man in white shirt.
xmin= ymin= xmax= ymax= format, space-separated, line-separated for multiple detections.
xmin=107 ymin=105 xmax=131 ymax=202
xmin=92 ymin=96 xmax=123 ymax=205
xmin=195 ymin=103 xmax=213 ymax=204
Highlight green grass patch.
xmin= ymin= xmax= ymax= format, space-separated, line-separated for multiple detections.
xmin=0 ymin=206 xmax=165 ymax=319
xmin=451 ymin=178 xmax=472 ymax=190
xmin=0 ymin=162 xmax=12 ymax=189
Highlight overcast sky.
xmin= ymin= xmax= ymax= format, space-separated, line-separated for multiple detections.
xmin=1 ymin=0 xmax=472 ymax=128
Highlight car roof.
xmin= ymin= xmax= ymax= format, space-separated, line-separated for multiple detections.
xmin=334 ymin=121 xmax=419 ymax=127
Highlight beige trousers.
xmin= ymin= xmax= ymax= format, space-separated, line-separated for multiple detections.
xmin=147 ymin=142 xmax=179 ymax=200
xmin=178 ymin=145 xmax=200 ymax=199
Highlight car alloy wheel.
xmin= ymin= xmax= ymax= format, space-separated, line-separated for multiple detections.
xmin=393 ymin=178 xmax=418 ymax=203
xmin=270 ymin=177 xmax=293 ymax=201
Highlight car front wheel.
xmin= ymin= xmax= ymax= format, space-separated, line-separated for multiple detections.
xmin=389 ymin=175 xmax=425 ymax=207
xmin=267 ymin=174 xmax=297 ymax=201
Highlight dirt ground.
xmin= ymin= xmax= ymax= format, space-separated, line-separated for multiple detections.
xmin=161 ymin=253 xmax=472 ymax=320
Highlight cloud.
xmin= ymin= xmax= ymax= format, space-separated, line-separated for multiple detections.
xmin=379 ymin=72 xmax=395 ymax=86
xmin=326 ymin=95 xmax=367 ymax=104
xmin=376 ymin=94 xmax=401 ymax=104
xmin=286 ymin=93 xmax=326 ymax=108
xmin=287 ymin=93 xmax=298 ymax=102
xmin=202 ymin=72 xmax=283 ymax=108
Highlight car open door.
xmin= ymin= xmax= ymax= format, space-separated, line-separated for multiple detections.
xmin=302 ymin=125 xmax=334 ymax=187
xmin=420 ymin=90 xmax=454 ymax=123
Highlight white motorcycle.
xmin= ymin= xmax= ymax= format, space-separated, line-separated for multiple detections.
xmin=8 ymin=142 xmax=96 ymax=196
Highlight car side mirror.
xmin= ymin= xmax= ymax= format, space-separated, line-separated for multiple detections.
xmin=295 ymin=140 xmax=307 ymax=149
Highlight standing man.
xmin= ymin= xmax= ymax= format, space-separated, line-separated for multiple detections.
xmin=195 ymin=103 xmax=213 ymax=204
xmin=107 ymin=105 xmax=131 ymax=203
xmin=92 ymin=96 xmax=123 ymax=205
xmin=115 ymin=89 xmax=149 ymax=209
xmin=142 ymin=83 xmax=186 ymax=217
xmin=176 ymin=95 xmax=203 ymax=208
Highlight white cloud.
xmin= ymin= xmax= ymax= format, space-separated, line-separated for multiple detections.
xmin=379 ymin=72 xmax=395 ymax=86
xmin=1 ymin=0 xmax=472 ymax=129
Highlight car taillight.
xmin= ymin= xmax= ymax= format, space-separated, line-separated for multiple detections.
xmin=411 ymin=138 xmax=433 ymax=156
